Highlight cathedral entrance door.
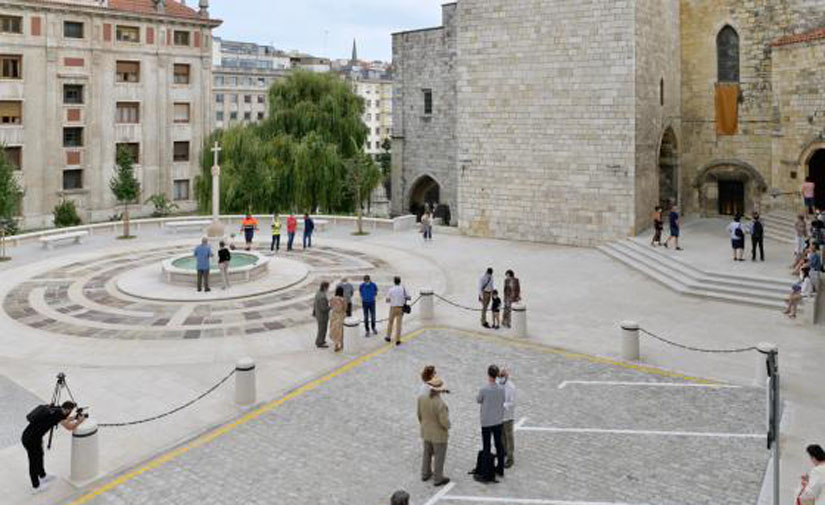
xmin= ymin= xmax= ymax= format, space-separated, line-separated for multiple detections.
xmin=718 ymin=180 xmax=745 ymax=216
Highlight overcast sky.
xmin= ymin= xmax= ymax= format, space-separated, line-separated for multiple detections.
xmin=209 ymin=0 xmax=446 ymax=62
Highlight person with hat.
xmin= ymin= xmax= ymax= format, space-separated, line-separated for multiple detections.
xmin=750 ymin=212 xmax=765 ymax=262
xmin=417 ymin=376 xmax=451 ymax=487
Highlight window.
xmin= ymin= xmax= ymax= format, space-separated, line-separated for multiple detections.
xmin=244 ymin=111 xmax=251 ymax=121
xmin=216 ymin=111 xmax=224 ymax=121
xmin=257 ymin=95 xmax=265 ymax=104
xmin=173 ymin=64 xmax=190 ymax=84
xmin=230 ymin=94 xmax=238 ymax=104
xmin=366 ymin=100 xmax=372 ymax=108
xmin=423 ymin=89 xmax=433 ymax=115
xmin=173 ymin=141 xmax=189 ymax=162
xmin=116 ymin=102 xmax=140 ymax=124
xmin=660 ymin=78 xmax=664 ymax=106
xmin=64 ymin=21 xmax=84 ymax=39
xmin=116 ymin=142 xmax=139 ymax=164
xmin=0 ymin=15 xmax=22 ymax=34
xmin=244 ymin=95 xmax=252 ymax=104
xmin=717 ymin=26 xmax=740 ymax=83
xmin=0 ymin=101 xmax=22 ymax=124
xmin=116 ymin=61 xmax=140 ymax=83
xmin=173 ymin=179 xmax=190 ymax=201
xmin=4 ymin=146 xmax=21 ymax=170
xmin=216 ymin=94 xmax=224 ymax=103
xmin=257 ymin=112 xmax=265 ymax=121
xmin=229 ymin=76 xmax=237 ymax=86
xmin=229 ymin=111 xmax=237 ymax=120
xmin=1 ymin=55 xmax=22 ymax=79
xmin=62 ymin=170 xmax=83 ymax=190
xmin=366 ymin=113 xmax=372 ymax=121
xmin=63 ymin=127 xmax=83 ymax=147
xmin=257 ymin=77 xmax=265 ymax=87
xmin=173 ymin=31 xmax=190 ymax=46
xmin=63 ymin=84 xmax=83 ymax=104
xmin=215 ymin=75 xmax=224 ymax=86
xmin=376 ymin=100 xmax=381 ymax=108
xmin=116 ymin=26 xmax=140 ymax=43
xmin=173 ymin=103 xmax=190 ymax=123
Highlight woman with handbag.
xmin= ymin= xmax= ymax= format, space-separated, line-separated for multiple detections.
xmin=329 ymin=286 xmax=347 ymax=353
xmin=797 ymin=444 xmax=825 ymax=505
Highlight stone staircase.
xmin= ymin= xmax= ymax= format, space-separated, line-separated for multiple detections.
xmin=599 ymin=238 xmax=799 ymax=312
xmin=759 ymin=211 xmax=796 ymax=244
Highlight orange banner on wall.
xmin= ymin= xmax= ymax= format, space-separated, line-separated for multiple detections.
xmin=715 ymin=83 xmax=740 ymax=135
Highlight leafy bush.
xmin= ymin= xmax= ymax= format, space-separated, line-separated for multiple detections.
xmin=53 ymin=199 xmax=82 ymax=228
xmin=146 ymin=193 xmax=179 ymax=218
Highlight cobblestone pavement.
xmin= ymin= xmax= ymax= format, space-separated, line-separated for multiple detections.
xmin=3 ymin=244 xmax=395 ymax=340
xmin=65 ymin=329 xmax=768 ymax=505
xmin=0 ymin=375 xmax=43 ymax=450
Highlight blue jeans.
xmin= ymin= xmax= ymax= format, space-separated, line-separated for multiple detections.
xmin=303 ymin=231 xmax=312 ymax=249
xmin=362 ymin=301 xmax=376 ymax=332
xmin=287 ymin=232 xmax=295 ymax=250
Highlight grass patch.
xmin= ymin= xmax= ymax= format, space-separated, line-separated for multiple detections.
xmin=351 ymin=231 xmax=370 ymax=236
xmin=117 ymin=235 xmax=138 ymax=240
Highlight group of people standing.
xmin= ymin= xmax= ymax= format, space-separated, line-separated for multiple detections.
xmin=786 ymin=213 xmax=825 ymax=318
xmin=651 ymin=204 xmax=683 ymax=250
xmin=313 ymin=276 xmax=411 ymax=352
xmin=726 ymin=213 xmax=765 ymax=262
xmin=478 ymin=268 xmax=522 ymax=329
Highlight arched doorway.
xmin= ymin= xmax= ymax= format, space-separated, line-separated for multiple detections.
xmin=658 ymin=127 xmax=678 ymax=207
xmin=808 ymin=149 xmax=825 ymax=209
xmin=408 ymin=174 xmax=440 ymax=218
xmin=694 ymin=160 xmax=768 ymax=217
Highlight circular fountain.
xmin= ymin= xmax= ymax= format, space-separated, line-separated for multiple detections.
xmin=161 ymin=251 xmax=269 ymax=286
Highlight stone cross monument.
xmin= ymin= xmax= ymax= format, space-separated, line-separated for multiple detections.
xmin=206 ymin=141 xmax=225 ymax=239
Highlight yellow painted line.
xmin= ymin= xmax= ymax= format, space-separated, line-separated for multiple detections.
xmin=66 ymin=325 xmax=718 ymax=504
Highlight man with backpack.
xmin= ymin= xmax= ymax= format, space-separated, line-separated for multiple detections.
xmin=22 ymin=401 xmax=85 ymax=493
xmin=474 ymin=364 xmax=506 ymax=482
xmin=727 ymin=215 xmax=746 ymax=262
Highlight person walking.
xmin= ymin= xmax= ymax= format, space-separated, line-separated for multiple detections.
xmin=329 ymin=286 xmax=346 ymax=353
xmin=802 ymin=177 xmax=816 ymax=215
xmin=476 ymin=364 xmax=506 ymax=480
xmin=218 ymin=240 xmax=231 ymax=290
xmin=499 ymin=368 xmax=516 ymax=468
xmin=194 ymin=237 xmax=213 ymax=292
xmin=478 ymin=268 xmax=495 ymax=328
xmin=418 ymin=376 xmax=451 ymax=487
xmin=359 ymin=275 xmax=378 ymax=336
xmin=303 ymin=213 xmax=315 ymax=249
xmin=287 ymin=214 xmax=298 ymax=251
xmin=271 ymin=213 xmax=282 ymax=252
xmin=502 ymin=270 xmax=521 ymax=329
xmin=665 ymin=205 xmax=683 ymax=250
xmin=797 ymin=444 xmax=825 ymax=505
xmin=421 ymin=211 xmax=433 ymax=241
xmin=651 ymin=205 xmax=664 ymax=246
xmin=727 ymin=215 xmax=746 ymax=261
xmin=337 ymin=278 xmax=355 ymax=317
xmin=21 ymin=401 xmax=85 ymax=493
xmin=750 ymin=212 xmax=765 ymax=262
xmin=240 ymin=213 xmax=259 ymax=251
xmin=313 ymin=281 xmax=330 ymax=349
xmin=796 ymin=214 xmax=809 ymax=258
xmin=385 ymin=276 xmax=410 ymax=346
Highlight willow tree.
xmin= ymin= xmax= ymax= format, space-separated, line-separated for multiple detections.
xmin=197 ymin=71 xmax=375 ymax=215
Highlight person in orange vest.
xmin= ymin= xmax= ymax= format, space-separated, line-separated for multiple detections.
xmin=240 ymin=213 xmax=259 ymax=251
xmin=286 ymin=214 xmax=298 ymax=251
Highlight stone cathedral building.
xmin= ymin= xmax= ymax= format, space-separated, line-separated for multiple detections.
xmin=391 ymin=0 xmax=825 ymax=246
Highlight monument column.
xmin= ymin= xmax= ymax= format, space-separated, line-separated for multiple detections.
xmin=206 ymin=142 xmax=225 ymax=239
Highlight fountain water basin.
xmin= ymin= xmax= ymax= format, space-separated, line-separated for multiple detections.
xmin=162 ymin=251 xmax=269 ymax=286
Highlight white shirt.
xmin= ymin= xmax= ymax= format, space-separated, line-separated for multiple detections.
xmin=386 ymin=285 xmax=409 ymax=307
xmin=479 ymin=273 xmax=494 ymax=295
xmin=727 ymin=222 xmax=744 ymax=240
xmin=799 ymin=464 xmax=825 ymax=505
xmin=501 ymin=378 xmax=516 ymax=421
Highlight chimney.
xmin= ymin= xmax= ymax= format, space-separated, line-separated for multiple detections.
xmin=199 ymin=0 xmax=209 ymax=17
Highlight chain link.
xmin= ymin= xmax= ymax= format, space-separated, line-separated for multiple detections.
xmin=638 ymin=328 xmax=759 ymax=354
xmin=433 ymin=293 xmax=484 ymax=312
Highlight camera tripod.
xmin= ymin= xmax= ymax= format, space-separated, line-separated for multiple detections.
xmin=47 ymin=373 xmax=76 ymax=450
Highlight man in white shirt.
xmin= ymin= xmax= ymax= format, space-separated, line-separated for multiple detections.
xmin=499 ymin=368 xmax=517 ymax=468
xmin=799 ymin=444 xmax=825 ymax=505
xmin=385 ymin=276 xmax=410 ymax=346
xmin=478 ymin=267 xmax=495 ymax=328
xmin=726 ymin=215 xmax=746 ymax=262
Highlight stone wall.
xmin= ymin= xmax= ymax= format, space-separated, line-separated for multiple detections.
xmin=390 ymin=3 xmax=457 ymax=220
xmin=455 ymin=0 xmax=637 ymax=246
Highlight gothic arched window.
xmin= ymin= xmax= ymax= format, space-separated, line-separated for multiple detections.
xmin=717 ymin=26 xmax=740 ymax=83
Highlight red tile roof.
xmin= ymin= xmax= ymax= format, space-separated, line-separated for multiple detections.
xmin=772 ymin=26 xmax=825 ymax=47
xmin=108 ymin=0 xmax=200 ymax=20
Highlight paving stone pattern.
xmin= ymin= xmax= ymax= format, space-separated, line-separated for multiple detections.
xmin=70 ymin=330 xmax=768 ymax=505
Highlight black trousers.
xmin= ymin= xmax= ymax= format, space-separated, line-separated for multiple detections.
xmin=752 ymin=236 xmax=764 ymax=260
xmin=270 ymin=234 xmax=280 ymax=251
xmin=481 ymin=424 xmax=505 ymax=475
xmin=23 ymin=439 xmax=45 ymax=488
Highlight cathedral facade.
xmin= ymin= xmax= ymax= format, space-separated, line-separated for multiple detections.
xmin=391 ymin=0 xmax=825 ymax=245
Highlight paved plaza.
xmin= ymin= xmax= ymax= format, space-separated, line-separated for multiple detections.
xmin=65 ymin=329 xmax=768 ymax=505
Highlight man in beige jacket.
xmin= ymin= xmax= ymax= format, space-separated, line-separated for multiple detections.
xmin=417 ymin=377 xmax=451 ymax=487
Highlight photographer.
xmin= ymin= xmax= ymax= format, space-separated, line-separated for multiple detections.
xmin=21 ymin=401 xmax=85 ymax=493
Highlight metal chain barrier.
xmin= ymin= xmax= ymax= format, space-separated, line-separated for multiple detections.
xmin=433 ymin=293 xmax=484 ymax=312
xmin=99 ymin=368 xmax=236 ymax=428
xmin=638 ymin=327 xmax=760 ymax=354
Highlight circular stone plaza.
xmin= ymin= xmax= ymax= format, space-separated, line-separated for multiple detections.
xmin=0 ymin=215 xmax=822 ymax=505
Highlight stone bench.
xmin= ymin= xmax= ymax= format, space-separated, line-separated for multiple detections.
xmin=40 ymin=230 xmax=89 ymax=249
xmin=163 ymin=220 xmax=211 ymax=233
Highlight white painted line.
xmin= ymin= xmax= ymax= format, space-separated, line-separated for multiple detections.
xmin=515 ymin=426 xmax=763 ymax=439
xmin=440 ymin=496 xmax=649 ymax=505
xmin=421 ymin=481 xmax=456 ymax=505
xmin=514 ymin=416 xmax=528 ymax=429
xmin=557 ymin=380 xmax=739 ymax=390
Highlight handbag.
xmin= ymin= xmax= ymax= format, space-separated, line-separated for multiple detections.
xmin=402 ymin=303 xmax=412 ymax=314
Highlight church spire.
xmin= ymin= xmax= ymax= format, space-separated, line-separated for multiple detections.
xmin=351 ymin=38 xmax=358 ymax=63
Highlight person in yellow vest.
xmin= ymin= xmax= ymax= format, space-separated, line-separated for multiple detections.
xmin=270 ymin=214 xmax=282 ymax=252
xmin=240 ymin=214 xmax=259 ymax=251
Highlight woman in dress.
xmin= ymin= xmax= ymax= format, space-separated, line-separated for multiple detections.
xmin=329 ymin=285 xmax=347 ymax=352
xmin=502 ymin=270 xmax=522 ymax=329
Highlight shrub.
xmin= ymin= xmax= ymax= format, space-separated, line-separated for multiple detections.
xmin=53 ymin=199 xmax=82 ymax=228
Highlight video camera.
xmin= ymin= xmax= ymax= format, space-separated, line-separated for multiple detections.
xmin=75 ymin=407 xmax=90 ymax=420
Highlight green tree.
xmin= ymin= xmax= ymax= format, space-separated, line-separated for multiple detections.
xmin=145 ymin=193 xmax=179 ymax=217
xmin=376 ymin=137 xmax=392 ymax=200
xmin=346 ymin=152 xmax=382 ymax=234
xmin=0 ymin=147 xmax=22 ymax=259
xmin=110 ymin=146 xmax=141 ymax=238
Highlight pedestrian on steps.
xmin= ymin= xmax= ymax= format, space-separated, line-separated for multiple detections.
xmin=665 ymin=205 xmax=683 ymax=250
xmin=651 ymin=205 xmax=663 ymax=246
xmin=750 ymin=213 xmax=765 ymax=262
xmin=727 ymin=215 xmax=746 ymax=262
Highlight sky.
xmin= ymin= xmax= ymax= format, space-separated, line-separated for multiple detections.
xmin=209 ymin=0 xmax=447 ymax=62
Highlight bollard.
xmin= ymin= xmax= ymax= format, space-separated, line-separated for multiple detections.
xmin=620 ymin=321 xmax=640 ymax=361
xmin=419 ymin=288 xmax=434 ymax=321
xmin=235 ymin=357 xmax=256 ymax=406
xmin=344 ymin=316 xmax=361 ymax=342
xmin=755 ymin=342 xmax=777 ymax=387
xmin=512 ymin=303 xmax=527 ymax=338
xmin=70 ymin=419 xmax=99 ymax=484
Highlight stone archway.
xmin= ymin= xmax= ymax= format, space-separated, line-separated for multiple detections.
xmin=658 ymin=127 xmax=679 ymax=207
xmin=693 ymin=160 xmax=768 ymax=217
xmin=408 ymin=174 xmax=441 ymax=218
